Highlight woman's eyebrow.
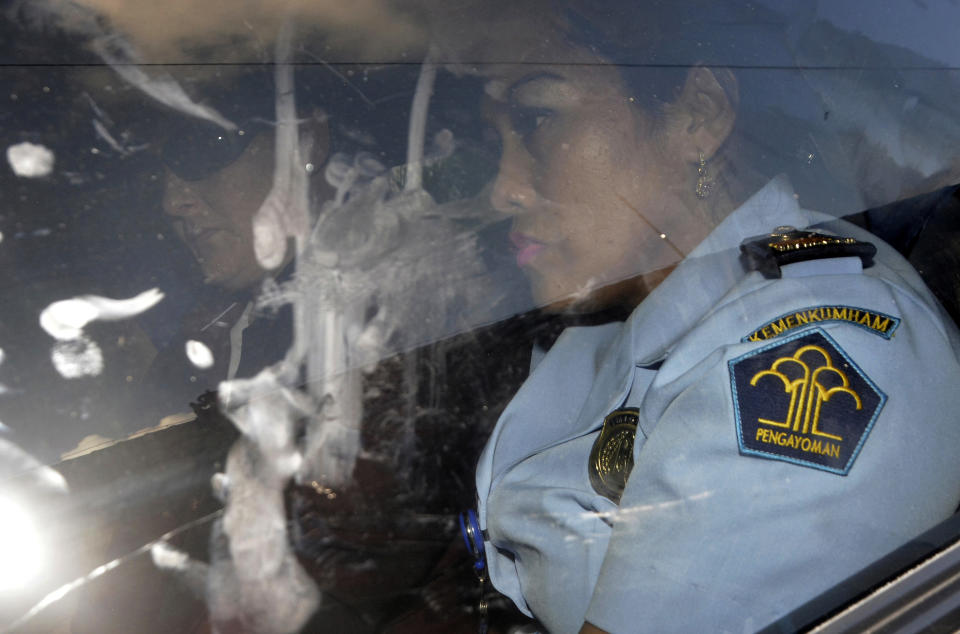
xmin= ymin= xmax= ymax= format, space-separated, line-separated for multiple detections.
xmin=509 ymin=71 xmax=565 ymax=100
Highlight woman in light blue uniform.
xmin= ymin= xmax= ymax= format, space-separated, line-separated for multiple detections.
xmin=471 ymin=2 xmax=960 ymax=632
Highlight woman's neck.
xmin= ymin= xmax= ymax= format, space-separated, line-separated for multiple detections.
xmin=701 ymin=134 xmax=771 ymax=229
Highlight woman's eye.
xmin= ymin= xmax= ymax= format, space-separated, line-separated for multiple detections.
xmin=510 ymin=106 xmax=552 ymax=139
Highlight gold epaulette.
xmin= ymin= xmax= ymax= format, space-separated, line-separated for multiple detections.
xmin=740 ymin=226 xmax=876 ymax=278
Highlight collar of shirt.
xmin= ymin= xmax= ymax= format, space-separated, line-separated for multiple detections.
xmin=626 ymin=173 xmax=816 ymax=365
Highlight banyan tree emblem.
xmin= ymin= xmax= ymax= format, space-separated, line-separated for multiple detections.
xmin=729 ymin=328 xmax=885 ymax=475
xmin=749 ymin=344 xmax=861 ymax=441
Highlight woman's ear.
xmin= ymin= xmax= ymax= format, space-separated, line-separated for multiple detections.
xmin=664 ymin=66 xmax=738 ymax=162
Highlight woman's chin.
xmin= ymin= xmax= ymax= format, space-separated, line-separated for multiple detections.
xmin=533 ymin=291 xmax=620 ymax=318
xmin=533 ymin=275 xmax=649 ymax=316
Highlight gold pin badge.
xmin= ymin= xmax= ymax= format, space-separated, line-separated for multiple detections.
xmin=588 ymin=408 xmax=640 ymax=503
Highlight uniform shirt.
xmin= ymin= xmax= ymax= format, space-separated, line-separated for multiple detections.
xmin=475 ymin=176 xmax=960 ymax=633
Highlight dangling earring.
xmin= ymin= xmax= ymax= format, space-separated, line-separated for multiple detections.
xmin=695 ymin=151 xmax=713 ymax=199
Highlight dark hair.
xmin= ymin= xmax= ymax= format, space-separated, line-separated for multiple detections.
xmin=558 ymin=0 xmax=858 ymax=213
xmin=560 ymin=1 xmax=790 ymax=114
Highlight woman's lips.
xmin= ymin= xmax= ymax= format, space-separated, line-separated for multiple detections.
xmin=510 ymin=232 xmax=546 ymax=267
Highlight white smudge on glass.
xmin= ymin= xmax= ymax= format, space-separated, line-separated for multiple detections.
xmin=6 ymin=142 xmax=55 ymax=178
xmin=39 ymin=288 xmax=164 ymax=340
xmin=151 ymin=541 xmax=190 ymax=570
xmin=251 ymin=27 xmax=310 ymax=271
xmin=51 ymin=336 xmax=104 ymax=378
xmin=185 ymin=340 xmax=214 ymax=369
xmin=151 ymin=541 xmax=207 ymax=596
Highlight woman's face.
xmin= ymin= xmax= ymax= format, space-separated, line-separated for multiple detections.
xmin=485 ymin=63 xmax=706 ymax=312
xmin=162 ymin=132 xmax=276 ymax=292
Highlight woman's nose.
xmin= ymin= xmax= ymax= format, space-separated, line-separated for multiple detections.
xmin=490 ymin=149 xmax=537 ymax=216
xmin=161 ymin=171 xmax=204 ymax=218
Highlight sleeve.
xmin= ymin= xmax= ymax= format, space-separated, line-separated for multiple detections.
xmin=584 ymin=268 xmax=960 ymax=633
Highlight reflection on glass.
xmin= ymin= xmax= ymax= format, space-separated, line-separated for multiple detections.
xmin=0 ymin=497 xmax=44 ymax=591
xmin=2 ymin=0 xmax=960 ymax=632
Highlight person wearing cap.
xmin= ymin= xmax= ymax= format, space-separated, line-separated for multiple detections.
xmin=146 ymin=94 xmax=333 ymax=404
xmin=139 ymin=65 xmax=534 ymax=632
xmin=70 ymin=69 xmax=346 ymax=634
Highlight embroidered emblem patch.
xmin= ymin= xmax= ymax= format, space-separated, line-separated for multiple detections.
xmin=742 ymin=306 xmax=900 ymax=342
xmin=589 ymin=408 xmax=639 ymax=503
xmin=729 ymin=328 xmax=885 ymax=475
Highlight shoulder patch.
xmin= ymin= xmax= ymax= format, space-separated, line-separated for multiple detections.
xmin=740 ymin=226 xmax=876 ymax=278
xmin=742 ymin=306 xmax=900 ymax=342
xmin=729 ymin=328 xmax=886 ymax=475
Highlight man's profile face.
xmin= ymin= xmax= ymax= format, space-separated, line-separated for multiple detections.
xmin=162 ymin=131 xmax=276 ymax=292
